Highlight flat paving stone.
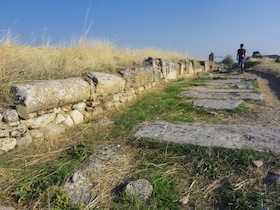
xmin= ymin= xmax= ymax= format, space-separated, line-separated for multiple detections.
xmin=189 ymin=88 xmax=251 ymax=93
xmin=181 ymin=91 xmax=263 ymax=100
xmin=204 ymin=79 xmax=242 ymax=84
xmin=190 ymin=99 xmax=243 ymax=110
xmin=134 ymin=120 xmax=280 ymax=154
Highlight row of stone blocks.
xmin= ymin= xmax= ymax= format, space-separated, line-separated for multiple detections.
xmin=0 ymin=57 xmax=209 ymax=154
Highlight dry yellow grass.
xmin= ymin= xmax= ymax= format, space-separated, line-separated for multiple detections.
xmin=0 ymin=38 xmax=187 ymax=109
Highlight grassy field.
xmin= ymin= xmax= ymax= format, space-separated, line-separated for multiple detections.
xmin=0 ymin=39 xmax=186 ymax=110
xmin=1 ymin=38 xmax=280 ymax=209
xmin=1 ymin=74 xmax=280 ymax=209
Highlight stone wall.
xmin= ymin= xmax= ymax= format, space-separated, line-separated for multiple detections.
xmin=0 ymin=57 xmax=208 ymax=154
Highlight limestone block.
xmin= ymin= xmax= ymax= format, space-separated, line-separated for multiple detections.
xmin=0 ymin=138 xmax=17 ymax=153
xmin=113 ymin=94 xmax=120 ymax=102
xmin=70 ymin=110 xmax=84 ymax=125
xmin=17 ymin=134 xmax=33 ymax=147
xmin=26 ymin=113 xmax=56 ymax=129
xmin=10 ymin=124 xmax=28 ymax=137
xmin=64 ymin=115 xmax=74 ymax=127
xmin=29 ymin=129 xmax=44 ymax=139
xmin=10 ymin=77 xmax=91 ymax=115
xmin=165 ymin=69 xmax=177 ymax=80
xmin=120 ymin=96 xmax=127 ymax=103
xmin=0 ymin=129 xmax=10 ymax=138
xmin=73 ymin=102 xmax=87 ymax=112
xmin=40 ymin=124 xmax=66 ymax=138
xmin=55 ymin=113 xmax=66 ymax=124
xmin=104 ymin=101 xmax=114 ymax=110
xmin=53 ymin=107 xmax=62 ymax=114
xmin=2 ymin=109 xmax=19 ymax=123
xmin=84 ymin=72 xmax=125 ymax=96
xmin=8 ymin=121 xmax=20 ymax=127
xmin=91 ymin=106 xmax=104 ymax=118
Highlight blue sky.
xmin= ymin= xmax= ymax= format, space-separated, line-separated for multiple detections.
xmin=1 ymin=0 xmax=280 ymax=60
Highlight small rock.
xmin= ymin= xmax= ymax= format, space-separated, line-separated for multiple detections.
xmin=70 ymin=110 xmax=84 ymax=125
xmin=179 ymin=194 xmax=190 ymax=205
xmin=2 ymin=109 xmax=19 ymax=123
xmin=263 ymin=171 xmax=280 ymax=184
xmin=0 ymin=138 xmax=17 ymax=154
xmin=125 ymin=179 xmax=153 ymax=199
xmin=17 ymin=134 xmax=33 ymax=147
xmin=0 ymin=205 xmax=15 ymax=210
xmin=252 ymin=160 xmax=263 ymax=168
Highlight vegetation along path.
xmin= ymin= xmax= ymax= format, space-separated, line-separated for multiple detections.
xmin=135 ymin=71 xmax=280 ymax=154
xmin=1 ymin=68 xmax=280 ymax=210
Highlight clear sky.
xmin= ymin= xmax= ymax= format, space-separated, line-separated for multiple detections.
xmin=1 ymin=0 xmax=280 ymax=60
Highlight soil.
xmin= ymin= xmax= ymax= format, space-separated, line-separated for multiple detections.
xmin=223 ymin=71 xmax=280 ymax=126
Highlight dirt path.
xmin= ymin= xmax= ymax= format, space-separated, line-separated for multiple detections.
xmin=223 ymin=72 xmax=280 ymax=126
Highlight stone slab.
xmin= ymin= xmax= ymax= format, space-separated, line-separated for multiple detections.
xmin=190 ymin=99 xmax=243 ymax=110
xmin=181 ymin=91 xmax=263 ymax=100
xmin=134 ymin=120 xmax=280 ymax=154
xmin=189 ymin=88 xmax=251 ymax=93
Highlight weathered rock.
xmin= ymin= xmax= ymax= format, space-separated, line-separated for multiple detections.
xmin=84 ymin=72 xmax=125 ymax=96
xmin=118 ymin=67 xmax=156 ymax=90
xmin=64 ymin=115 xmax=74 ymax=127
xmin=0 ymin=113 xmax=3 ymax=122
xmin=0 ymin=205 xmax=15 ymax=210
xmin=11 ymin=77 xmax=91 ymax=114
xmin=2 ymin=109 xmax=18 ymax=123
xmin=73 ymin=102 xmax=87 ymax=112
xmin=17 ymin=134 xmax=33 ymax=147
xmin=134 ymin=120 xmax=280 ymax=154
xmin=29 ymin=129 xmax=44 ymax=139
xmin=63 ymin=170 xmax=93 ymax=205
xmin=0 ymin=138 xmax=17 ymax=153
xmin=181 ymin=91 xmax=263 ymax=101
xmin=190 ymin=99 xmax=243 ymax=110
xmin=54 ymin=113 xmax=66 ymax=124
xmin=10 ymin=124 xmax=28 ymax=137
xmin=40 ymin=124 xmax=66 ymax=138
xmin=26 ymin=113 xmax=56 ymax=129
xmin=124 ymin=179 xmax=153 ymax=199
xmin=70 ymin=110 xmax=84 ymax=125
xmin=252 ymin=160 xmax=264 ymax=168
xmin=263 ymin=171 xmax=280 ymax=184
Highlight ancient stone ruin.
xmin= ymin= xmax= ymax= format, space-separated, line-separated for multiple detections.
xmin=0 ymin=58 xmax=208 ymax=154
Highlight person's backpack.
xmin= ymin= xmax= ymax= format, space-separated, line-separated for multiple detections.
xmin=238 ymin=48 xmax=246 ymax=58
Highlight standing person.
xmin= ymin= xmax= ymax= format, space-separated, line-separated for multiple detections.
xmin=237 ymin=44 xmax=246 ymax=73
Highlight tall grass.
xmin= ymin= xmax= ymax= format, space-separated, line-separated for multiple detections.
xmin=0 ymin=36 xmax=186 ymax=109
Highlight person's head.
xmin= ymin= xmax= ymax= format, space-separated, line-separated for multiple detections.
xmin=240 ymin=44 xmax=244 ymax=48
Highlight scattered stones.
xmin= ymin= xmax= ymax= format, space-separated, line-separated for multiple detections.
xmin=252 ymin=160 xmax=264 ymax=168
xmin=124 ymin=179 xmax=153 ymax=199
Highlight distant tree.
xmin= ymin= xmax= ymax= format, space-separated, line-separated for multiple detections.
xmin=222 ymin=55 xmax=234 ymax=67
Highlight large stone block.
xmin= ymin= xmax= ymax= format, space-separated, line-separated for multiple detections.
xmin=11 ymin=77 xmax=91 ymax=116
xmin=84 ymin=72 xmax=125 ymax=96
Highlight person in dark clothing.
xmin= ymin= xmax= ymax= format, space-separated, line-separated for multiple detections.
xmin=237 ymin=44 xmax=246 ymax=73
